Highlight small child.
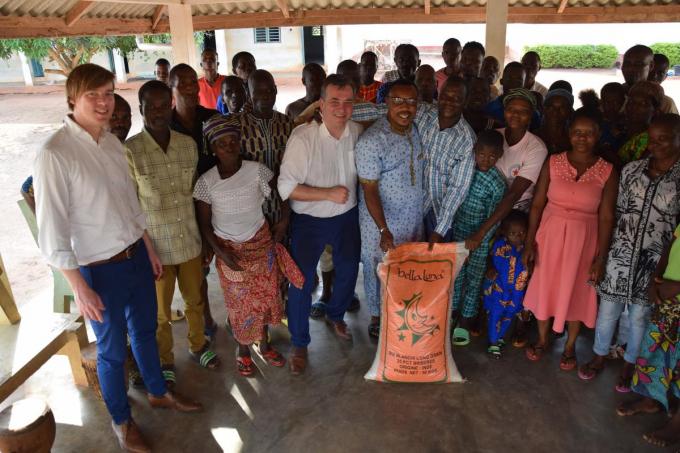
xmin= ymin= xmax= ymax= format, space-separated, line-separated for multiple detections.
xmin=599 ymin=82 xmax=626 ymax=158
xmin=450 ymin=130 xmax=507 ymax=346
xmin=482 ymin=210 xmax=529 ymax=358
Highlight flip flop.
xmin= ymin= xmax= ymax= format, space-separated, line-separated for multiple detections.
xmin=237 ymin=356 xmax=255 ymax=377
xmin=526 ymin=344 xmax=546 ymax=361
xmin=487 ymin=345 xmax=501 ymax=359
xmin=310 ymin=301 xmax=327 ymax=319
xmin=615 ymin=373 xmax=633 ymax=393
xmin=559 ymin=353 xmax=577 ymax=371
xmin=258 ymin=347 xmax=286 ymax=367
xmin=452 ymin=327 xmax=470 ymax=346
xmin=578 ymin=362 xmax=605 ymax=380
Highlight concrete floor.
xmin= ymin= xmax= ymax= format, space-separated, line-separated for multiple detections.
xmin=1 ymin=265 xmax=672 ymax=453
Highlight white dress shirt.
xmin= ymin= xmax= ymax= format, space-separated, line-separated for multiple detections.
xmin=278 ymin=121 xmax=362 ymax=218
xmin=34 ymin=116 xmax=147 ymax=269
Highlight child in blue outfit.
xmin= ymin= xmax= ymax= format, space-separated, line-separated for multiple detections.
xmin=482 ymin=210 xmax=529 ymax=358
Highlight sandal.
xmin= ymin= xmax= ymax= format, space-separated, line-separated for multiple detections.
xmin=452 ymin=327 xmax=470 ymax=346
xmin=578 ymin=361 xmax=605 ymax=380
xmin=237 ymin=356 xmax=255 ymax=376
xmin=190 ymin=346 xmax=220 ymax=369
xmin=615 ymin=371 xmax=633 ymax=393
xmin=368 ymin=319 xmax=380 ymax=339
xmin=204 ymin=322 xmax=217 ymax=345
xmin=258 ymin=346 xmax=286 ymax=367
xmin=526 ymin=343 xmax=546 ymax=361
xmin=161 ymin=367 xmax=176 ymax=388
xmin=487 ymin=345 xmax=501 ymax=359
xmin=310 ymin=301 xmax=327 ymax=319
xmin=559 ymin=353 xmax=577 ymax=371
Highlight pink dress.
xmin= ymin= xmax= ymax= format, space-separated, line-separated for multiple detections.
xmin=524 ymin=152 xmax=613 ymax=332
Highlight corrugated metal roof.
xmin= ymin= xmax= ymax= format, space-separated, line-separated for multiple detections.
xmin=0 ymin=0 xmax=677 ymax=20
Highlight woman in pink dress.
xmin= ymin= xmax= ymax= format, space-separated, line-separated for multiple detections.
xmin=522 ymin=108 xmax=619 ymax=370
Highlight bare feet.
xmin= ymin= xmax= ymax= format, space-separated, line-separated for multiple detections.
xmin=643 ymin=411 xmax=680 ymax=447
xmin=616 ymin=397 xmax=661 ymax=417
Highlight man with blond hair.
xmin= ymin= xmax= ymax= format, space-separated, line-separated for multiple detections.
xmin=34 ymin=63 xmax=201 ymax=452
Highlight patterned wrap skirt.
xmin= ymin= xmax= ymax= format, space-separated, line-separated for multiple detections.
xmin=215 ymin=224 xmax=303 ymax=344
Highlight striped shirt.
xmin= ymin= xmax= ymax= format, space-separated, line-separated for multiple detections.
xmin=352 ymin=102 xmax=476 ymax=235
xmin=125 ymin=129 xmax=202 ymax=265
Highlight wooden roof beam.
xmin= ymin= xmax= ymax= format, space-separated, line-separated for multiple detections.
xmin=557 ymin=0 xmax=568 ymax=13
xmin=151 ymin=5 xmax=167 ymax=30
xmin=65 ymin=1 xmax=96 ymax=27
xmin=274 ymin=0 xmax=290 ymax=18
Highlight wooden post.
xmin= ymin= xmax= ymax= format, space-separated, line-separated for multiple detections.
xmin=0 ymin=254 xmax=20 ymax=325
xmin=112 ymin=49 xmax=127 ymax=84
xmin=215 ymin=29 xmax=229 ymax=75
xmin=168 ymin=4 xmax=197 ymax=70
xmin=485 ymin=0 xmax=509 ymax=65
xmin=18 ymin=52 xmax=34 ymax=87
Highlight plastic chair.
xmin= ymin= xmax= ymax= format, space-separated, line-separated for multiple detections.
xmin=16 ymin=199 xmax=73 ymax=313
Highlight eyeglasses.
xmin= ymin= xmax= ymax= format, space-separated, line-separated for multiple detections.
xmin=388 ymin=96 xmax=417 ymax=106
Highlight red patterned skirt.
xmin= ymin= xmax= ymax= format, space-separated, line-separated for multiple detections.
xmin=215 ymin=224 xmax=303 ymax=344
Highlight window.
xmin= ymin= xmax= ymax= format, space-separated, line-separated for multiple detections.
xmin=254 ymin=27 xmax=281 ymax=44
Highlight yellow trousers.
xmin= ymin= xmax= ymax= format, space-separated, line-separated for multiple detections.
xmin=155 ymin=255 xmax=206 ymax=366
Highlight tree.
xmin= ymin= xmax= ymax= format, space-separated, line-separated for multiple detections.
xmin=0 ymin=36 xmax=138 ymax=76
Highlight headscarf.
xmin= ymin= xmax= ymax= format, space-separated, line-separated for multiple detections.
xmin=202 ymin=114 xmax=241 ymax=145
xmin=544 ymin=89 xmax=574 ymax=108
xmin=503 ymin=87 xmax=537 ymax=110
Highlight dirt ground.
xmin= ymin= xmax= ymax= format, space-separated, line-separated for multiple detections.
xmin=0 ymin=69 xmax=678 ymax=308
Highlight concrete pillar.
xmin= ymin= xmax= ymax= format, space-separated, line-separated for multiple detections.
xmin=215 ymin=29 xmax=229 ymax=76
xmin=323 ymin=25 xmax=342 ymax=73
xmin=18 ymin=52 xmax=34 ymax=87
xmin=112 ymin=49 xmax=127 ymax=84
xmin=168 ymin=4 xmax=198 ymax=70
xmin=485 ymin=0 xmax=509 ymax=66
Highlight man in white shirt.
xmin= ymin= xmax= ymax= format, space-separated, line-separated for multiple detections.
xmin=278 ymin=74 xmax=363 ymax=375
xmin=33 ymin=64 xmax=201 ymax=453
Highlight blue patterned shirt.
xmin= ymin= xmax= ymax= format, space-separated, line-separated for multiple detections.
xmin=352 ymin=102 xmax=476 ymax=235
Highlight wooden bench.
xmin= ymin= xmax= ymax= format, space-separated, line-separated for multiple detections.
xmin=0 ymin=312 xmax=88 ymax=403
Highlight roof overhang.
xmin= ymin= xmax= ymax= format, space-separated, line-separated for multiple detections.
xmin=0 ymin=0 xmax=678 ymax=39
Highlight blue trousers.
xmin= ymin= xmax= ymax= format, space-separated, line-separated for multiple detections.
xmin=287 ymin=207 xmax=360 ymax=348
xmin=79 ymin=240 xmax=166 ymax=424
xmin=487 ymin=303 xmax=523 ymax=345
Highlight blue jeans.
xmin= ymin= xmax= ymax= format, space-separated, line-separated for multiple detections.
xmin=592 ymin=300 xmax=652 ymax=364
xmin=287 ymin=207 xmax=360 ymax=348
xmin=79 ymin=240 xmax=166 ymax=424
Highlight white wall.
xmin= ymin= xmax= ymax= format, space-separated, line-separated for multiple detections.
xmin=222 ymin=27 xmax=304 ymax=73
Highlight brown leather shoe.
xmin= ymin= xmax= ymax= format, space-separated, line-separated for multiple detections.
xmin=148 ymin=392 xmax=203 ymax=413
xmin=289 ymin=347 xmax=307 ymax=375
xmin=111 ymin=418 xmax=151 ymax=453
xmin=325 ymin=318 xmax=353 ymax=341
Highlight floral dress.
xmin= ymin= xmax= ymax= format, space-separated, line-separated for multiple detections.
xmin=597 ymin=158 xmax=680 ymax=308
xmin=632 ymin=224 xmax=680 ymax=411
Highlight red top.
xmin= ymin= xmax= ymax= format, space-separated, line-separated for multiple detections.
xmin=358 ymin=81 xmax=381 ymax=103
xmin=198 ymin=74 xmax=226 ymax=110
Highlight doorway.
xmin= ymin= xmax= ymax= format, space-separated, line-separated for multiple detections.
xmin=303 ymin=26 xmax=324 ymax=65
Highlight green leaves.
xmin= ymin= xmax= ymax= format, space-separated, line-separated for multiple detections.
xmin=650 ymin=43 xmax=680 ymax=67
xmin=523 ymin=44 xmax=619 ymax=69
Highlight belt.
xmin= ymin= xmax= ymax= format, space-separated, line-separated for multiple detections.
xmin=86 ymin=241 xmax=139 ymax=267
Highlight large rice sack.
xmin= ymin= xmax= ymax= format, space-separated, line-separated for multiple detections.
xmin=365 ymin=242 xmax=468 ymax=383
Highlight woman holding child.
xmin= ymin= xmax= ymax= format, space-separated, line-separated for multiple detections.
xmin=523 ymin=108 xmax=619 ymax=370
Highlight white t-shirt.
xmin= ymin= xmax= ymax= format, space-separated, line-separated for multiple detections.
xmin=193 ymin=161 xmax=273 ymax=243
xmin=495 ymin=128 xmax=548 ymax=211
xmin=278 ymin=121 xmax=363 ymax=218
